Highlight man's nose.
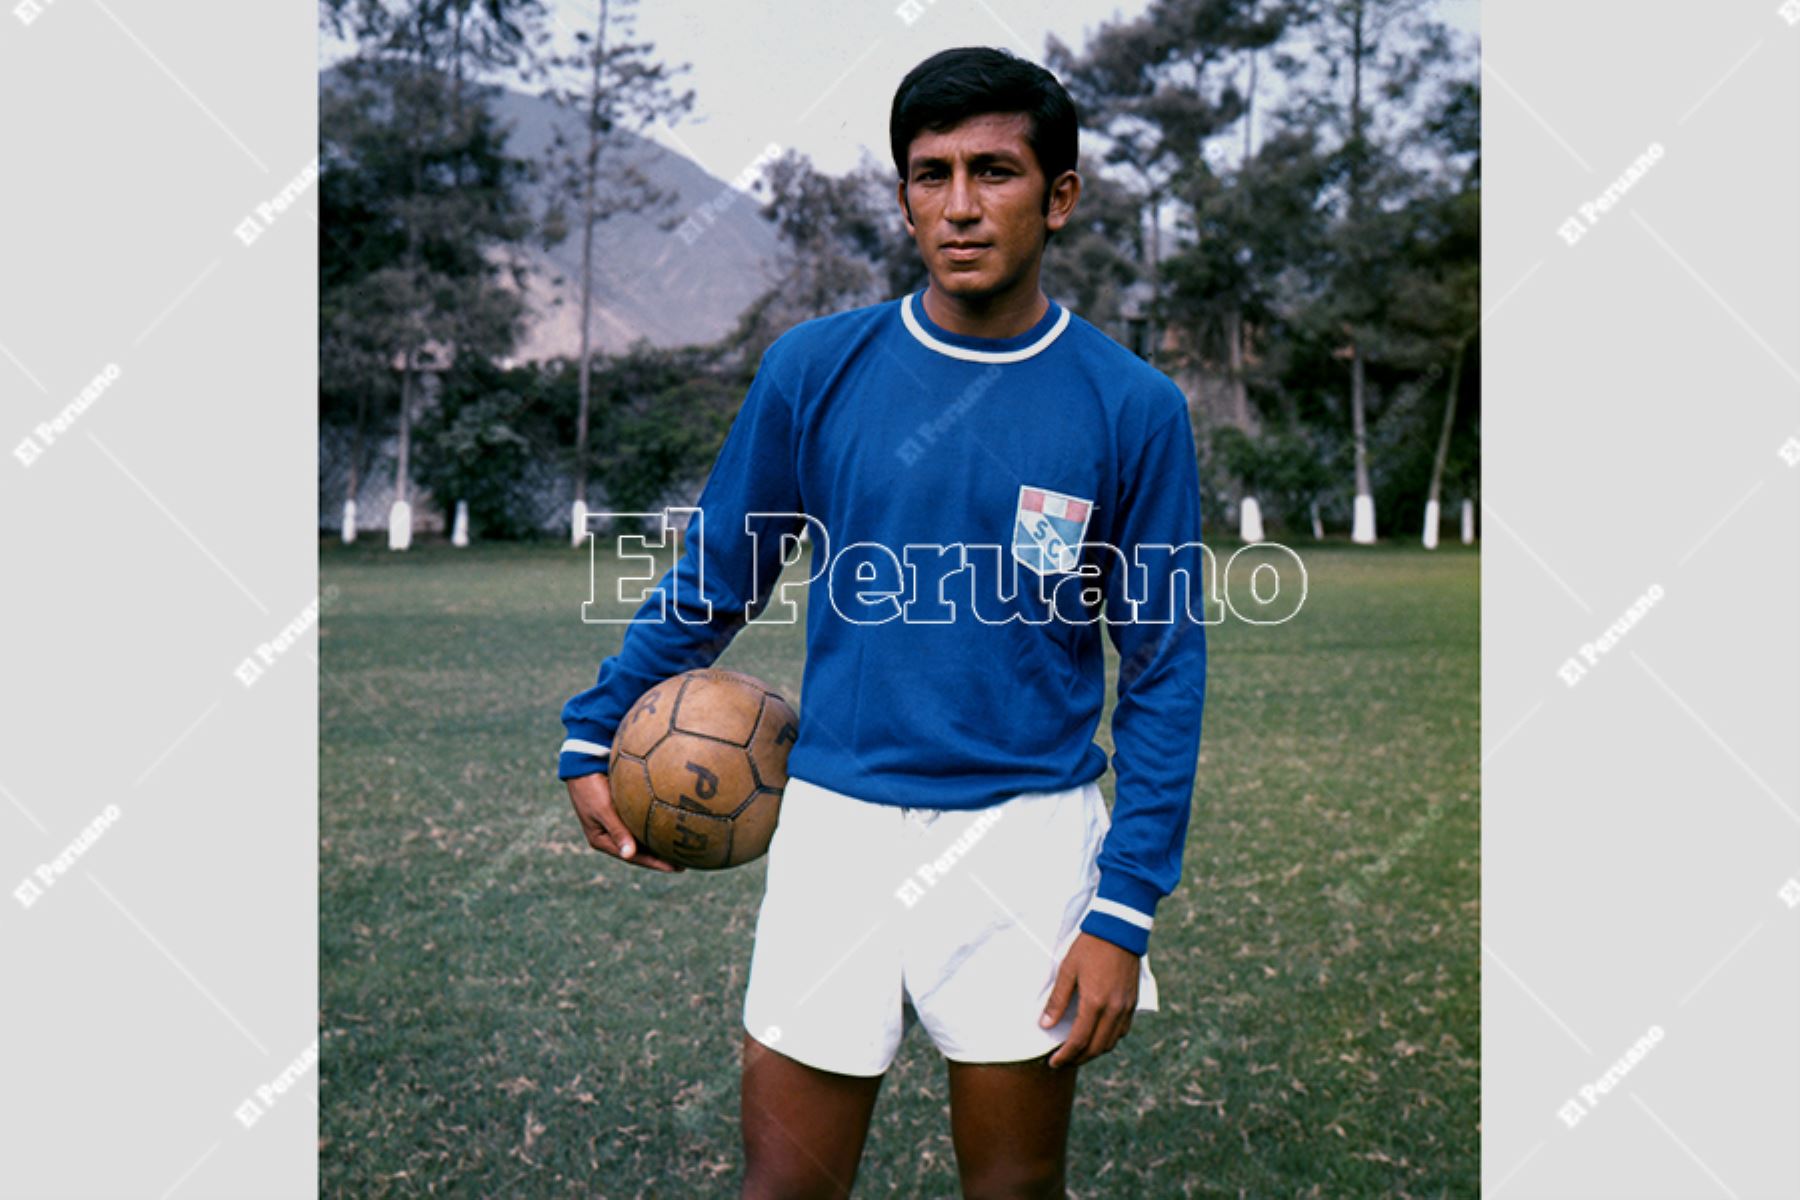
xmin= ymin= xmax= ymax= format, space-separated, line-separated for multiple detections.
xmin=945 ymin=167 xmax=980 ymax=223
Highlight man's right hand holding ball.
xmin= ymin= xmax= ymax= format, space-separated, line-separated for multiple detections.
xmin=566 ymin=773 xmax=685 ymax=873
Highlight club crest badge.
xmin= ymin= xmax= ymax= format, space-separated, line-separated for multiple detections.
xmin=1012 ymin=485 xmax=1095 ymax=576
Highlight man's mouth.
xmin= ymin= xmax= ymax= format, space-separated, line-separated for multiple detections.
xmin=941 ymin=241 xmax=989 ymax=261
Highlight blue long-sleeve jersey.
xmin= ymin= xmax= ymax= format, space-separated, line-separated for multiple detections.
xmin=559 ymin=291 xmax=1207 ymax=955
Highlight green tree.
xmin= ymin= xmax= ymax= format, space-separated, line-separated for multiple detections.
xmin=537 ymin=0 xmax=694 ymax=522
xmin=1331 ymin=56 xmax=1478 ymax=541
xmin=319 ymin=0 xmax=549 ymax=538
xmin=584 ymin=345 xmax=738 ymax=521
xmin=413 ymin=357 xmax=561 ymax=539
xmin=729 ymin=150 xmax=896 ymax=366
xmin=1412 ymin=73 xmax=1480 ymax=542
xmin=1295 ymin=0 xmax=1456 ymax=541
xmin=1052 ymin=0 xmax=1300 ymax=389
xmin=1211 ymin=425 xmax=1333 ymax=531
xmin=1047 ymin=0 xmax=1474 ymax=542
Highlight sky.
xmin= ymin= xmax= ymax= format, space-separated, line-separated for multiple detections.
xmin=321 ymin=0 xmax=1480 ymax=186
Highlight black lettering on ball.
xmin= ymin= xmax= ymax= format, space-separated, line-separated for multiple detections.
xmin=685 ymin=762 xmax=719 ymax=799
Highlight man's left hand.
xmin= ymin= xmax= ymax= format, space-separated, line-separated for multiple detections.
xmin=1040 ymin=931 xmax=1139 ymax=1068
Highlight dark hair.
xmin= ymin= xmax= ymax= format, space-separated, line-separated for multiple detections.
xmin=889 ymin=47 xmax=1079 ymax=185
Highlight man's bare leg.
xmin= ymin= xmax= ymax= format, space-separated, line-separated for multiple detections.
xmin=740 ymin=1032 xmax=886 ymax=1200
xmin=946 ymin=1051 xmax=1079 ymax=1200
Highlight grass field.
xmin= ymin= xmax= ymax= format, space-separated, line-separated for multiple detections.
xmin=320 ymin=537 xmax=1478 ymax=1198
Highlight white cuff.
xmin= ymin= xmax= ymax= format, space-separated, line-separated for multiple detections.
xmin=1087 ymin=897 xmax=1154 ymax=931
xmin=560 ymin=738 xmax=610 ymax=758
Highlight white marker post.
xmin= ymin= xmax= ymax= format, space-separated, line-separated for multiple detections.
xmin=1238 ymin=496 xmax=1265 ymax=544
xmin=1422 ymin=499 xmax=1440 ymax=550
xmin=451 ymin=500 xmax=470 ymax=547
xmin=1352 ymin=494 xmax=1377 ymax=544
xmin=341 ymin=499 xmax=357 ymax=545
xmin=1461 ymin=499 xmax=1476 ymax=544
xmin=388 ymin=500 xmax=412 ymax=551
xmin=570 ymin=499 xmax=588 ymax=548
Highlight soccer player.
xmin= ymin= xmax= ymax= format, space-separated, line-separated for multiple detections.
xmin=558 ymin=46 xmax=1207 ymax=1200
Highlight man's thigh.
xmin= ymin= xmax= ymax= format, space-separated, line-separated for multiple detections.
xmin=740 ymin=1032 xmax=886 ymax=1200
xmin=947 ymin=1052 xmax=1080 ymax=1200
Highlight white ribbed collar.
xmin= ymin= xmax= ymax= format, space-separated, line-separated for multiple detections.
xmin=900 ymin=292 xmax=1070 ymax=364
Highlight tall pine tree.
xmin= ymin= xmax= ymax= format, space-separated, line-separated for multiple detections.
xmin=537 ymin=0 xmax=693 ymax=543
xmin=319 ymin=0 xmax=547 ymax=545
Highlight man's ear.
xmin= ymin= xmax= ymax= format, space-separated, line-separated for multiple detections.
xmin=895 ymin=177 xmax=916 ymax=235
xmin=1045 ymin=169 xmax=1081 ymax=235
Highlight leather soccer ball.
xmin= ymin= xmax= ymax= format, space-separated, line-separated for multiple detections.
xmin=609 ymin=669 xmax=798 ymax=869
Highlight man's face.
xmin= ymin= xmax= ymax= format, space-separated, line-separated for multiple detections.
xmin=898 ymin=112 xmax=1077 ymax=306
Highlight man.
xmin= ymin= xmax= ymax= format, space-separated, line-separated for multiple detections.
xmin=558 ymin=47 xmax=1207 ymax=1200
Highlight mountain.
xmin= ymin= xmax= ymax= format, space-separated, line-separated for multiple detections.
xmin=323 ymin=64 xmax=783 ymax=360
xmin=484 ymin=87 xmax=783 ymax=359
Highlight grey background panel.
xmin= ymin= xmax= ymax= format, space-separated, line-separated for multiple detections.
xmin=1484 ymin=3 xmax=1799 ymax=1197
xmin=1 ymin=1 xmax=317 ymax=1196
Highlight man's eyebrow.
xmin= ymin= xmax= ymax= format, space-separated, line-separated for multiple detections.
xmin=908 ymin=148 xmax=1026 ymax=171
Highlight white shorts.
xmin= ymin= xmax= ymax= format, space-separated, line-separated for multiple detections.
xmin=741 ymin=774 xmax=1159 ymax=1077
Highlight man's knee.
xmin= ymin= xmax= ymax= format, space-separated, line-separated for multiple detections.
xmin=741 ymin=1111 xmax=863 ymax=1200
